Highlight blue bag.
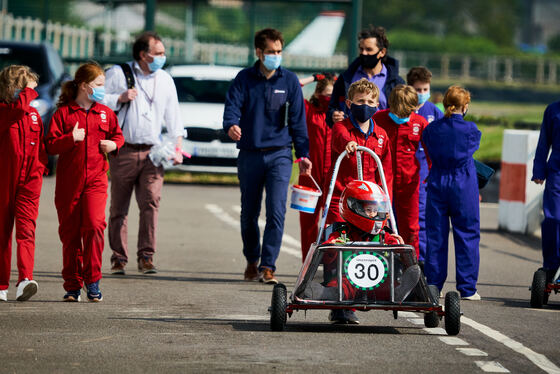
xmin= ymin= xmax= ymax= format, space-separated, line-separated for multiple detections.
xmin=475 ymin=160 xmax=495 ymax=189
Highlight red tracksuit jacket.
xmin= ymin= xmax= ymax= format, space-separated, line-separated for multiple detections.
xmin=373 ymin=109 xmax=429 ymax=256
xmin=0 ymin=87 xmax=47 ymax=288
xmin=326 ymin=117 xmax=393 ymax=224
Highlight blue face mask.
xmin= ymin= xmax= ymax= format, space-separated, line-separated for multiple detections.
xmin=88 ymin=86 xmax=105 ymax=102
xmin=263 ymin=54 xmax=282 ymax=71
xmin=389 ymin=111 xmax=410 ymax=125
xmin=350 ymin=103 xmax=378 ymax=123
xmin=148 ymin=55 xmax=166 ymax=72
xmin=417 ymin=91 xmax=430 ymax=105
xmin=13 ymin=89 xmax=21 ymax=99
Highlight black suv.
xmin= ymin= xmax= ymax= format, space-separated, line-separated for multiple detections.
xmin=0 ymin=40 xmax=70 ymax=171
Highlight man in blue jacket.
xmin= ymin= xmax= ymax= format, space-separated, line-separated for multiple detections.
xmin=223 ymin=28 xmax=311 ymax=284
xmin=532 ymin=101 xmax=560 ymax=283
xmin=327 ymin=25 xmax=405 ymax=127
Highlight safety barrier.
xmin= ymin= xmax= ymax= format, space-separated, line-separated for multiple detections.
xmin=498 ymin=129 xmax=543 ymax=234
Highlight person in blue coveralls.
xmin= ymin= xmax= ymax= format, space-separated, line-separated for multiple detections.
xmin=223 ymin=28 xmax=312 ymax=285
xmin=406 ymin=67 xmax=444 ymax=265
xmin=422 ymin=86 xmax=482 ymax=301
xmin=327 ymin=25 xmax=404 ymax=127
xmin=532 ymin=101 xmax=560 ymax=283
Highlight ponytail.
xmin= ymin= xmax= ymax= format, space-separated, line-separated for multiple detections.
xmin=444 ymin=105 xmax=456 ymax=118
xmin=443 ymin=85 xmax=470 ymax=118
xmin=57 ymin=80 xmax=78 ymax=108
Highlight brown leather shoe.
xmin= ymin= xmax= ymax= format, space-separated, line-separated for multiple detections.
xmin=110 ymin=261 xmax=126 ymax=275
xmin=244 ymin=262 xmax=259 ymax=281
xmin=138 ymin=257 xmax=157 ymax=274
xmin=259 ymin=268 xmax=278 ymax=284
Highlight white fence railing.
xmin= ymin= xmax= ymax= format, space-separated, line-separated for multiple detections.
xmin=0 ymin=12 xmax=558 ymax=84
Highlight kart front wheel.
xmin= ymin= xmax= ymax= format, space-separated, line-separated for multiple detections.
xmin=424 ymin=285 xmax=440 ymax=328
xmin=270 ymin=283 xmax=287 ymax=331
xmin=444 ymin=291 xmax=461 ymax=336
xmin=530 ymin=269 xmax=547 ymax=308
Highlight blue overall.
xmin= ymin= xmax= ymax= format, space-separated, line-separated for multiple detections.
xmin=223 ymin=62 xmax=308 ymax=272
xmin=415 ymin=102 xmax=443 ymax=262
xmin=532 ymin=101 xmax=560 ymax=272
xmin=422 ymin=114 xmax=481 ymax=297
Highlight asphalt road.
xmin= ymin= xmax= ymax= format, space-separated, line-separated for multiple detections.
xmin=1 ymin=178 xmax=558 ymax=373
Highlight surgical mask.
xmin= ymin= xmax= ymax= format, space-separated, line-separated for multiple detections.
xmin=148 ymin=55 xmax=166 ymax=72
xmin=263 ymin=54 xmax=282 ymax=71
xmin=417 ymin=91 xmax=430 ymax=105
xmin=88 ymin=86 xmax=105 ymax=102
xmin=388 ymin=111 xmax=410 ymax=125
xmin=13 ymin=89 xmax=21 ymax=99
xmin=350 ymin=103 xmax=378 ymax=123
xmin=360 ymin=51 xmax=382 ymax=69
xmin=463 ymin=109 xmax=468 ymax=118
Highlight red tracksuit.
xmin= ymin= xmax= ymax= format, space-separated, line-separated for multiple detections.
xmin=0 ymin=88 xmax=47 ymax=290
xmin=326 ymin=118 xmax=393 ymax=225
xmin=298 ymin=99 xmax=332 ymax=261
xmin=46 ymin=102 xmax=124 ymax=291
xmin=373 ymin=109 xmax=429 ymax=257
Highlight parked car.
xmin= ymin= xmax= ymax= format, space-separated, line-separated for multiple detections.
xmin=167 ymin=64 xmax=243 ymax=174
xmin=0 ymin=40 xmax=71 ymax=172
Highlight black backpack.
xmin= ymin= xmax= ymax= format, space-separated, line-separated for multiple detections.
xmin=115 ymin=62 xmax=135 ymax=129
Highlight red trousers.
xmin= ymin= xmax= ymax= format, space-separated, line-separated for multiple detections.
xmin=393 ymin=183 xmax=420 ymax=258
xmin=0 ymin=167 xmax=42 ymax=290
xmin=56 ymin=174 xmax=107 ymax=291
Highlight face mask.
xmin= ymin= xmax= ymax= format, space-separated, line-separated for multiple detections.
xmin=13 ymin=89 xmax=21 ymax=99
xmin=350 ymin=103 xmax=378 ymax=123
xmin=88 ymin=86 xmax=105 ymax=102
xmin=148 ymin=55 xmax=166 ymax=72
xmin=263 ymin=54 xmax=282 ymax=71
xmin=388 ymin=111 xmax=410 ymax=125
xmin=317 ymin=94 xmax=331 ymax=112
xmin=360 ymin=51 xmax=382 ymax=69
xmin=463 ymin=109 xmax=468 ymax=118
xmin=417 ymin=91 xmax=430 ymax=105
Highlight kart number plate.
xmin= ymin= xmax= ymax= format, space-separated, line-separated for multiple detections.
xmin=344 ymin=252 xmax=388 ymax=290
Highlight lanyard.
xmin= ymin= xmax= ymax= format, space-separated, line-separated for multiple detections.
xmin=133 ymin=69 xmax=157 ymax=107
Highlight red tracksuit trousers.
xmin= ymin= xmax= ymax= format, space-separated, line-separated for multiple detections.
xmin=0 ymin=164 xmax=42 ymax=290
xmin=56 ymin=174 xmax=107 ymax=291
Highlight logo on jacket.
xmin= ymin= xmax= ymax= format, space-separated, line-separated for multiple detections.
xmin=378 ymin=136 xmax=384 ymax=147
xmin=100 ymin=111 xmax=107 ymax=122
xmin=30 ymin=114 xmax=38 ymax=123
xmin=412 ymin=124 xmax=420 ymax=135
xmin=427 ymin=115 xmax=434 ymax=123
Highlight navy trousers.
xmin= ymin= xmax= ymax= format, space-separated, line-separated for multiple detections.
xmin=237 ymin=148 xmax=292 ymax=272
xmin=425 ymin=166 xmax=480 ymax=298
xmin=542 ymin=172 xmax=560 ymax=271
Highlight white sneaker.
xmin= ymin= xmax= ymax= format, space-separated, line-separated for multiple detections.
xmin=462 ymin=292 xmax=481 ymax=301
xmin=0 ymin=289 xmax=7 ymax=301
xmin=16 ymin=279 xmax=38 ymax=301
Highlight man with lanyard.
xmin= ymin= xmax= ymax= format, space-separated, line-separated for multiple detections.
xmin=223 ymin=28 xmax=311 ymax=284
xmin=102 ymin=31 xmax=184 ymax=275
xmin=327 ymin=25 xmax=404 ymax=127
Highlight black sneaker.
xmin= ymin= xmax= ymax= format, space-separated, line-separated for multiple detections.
xmin=63 ymin=289 xmax=81 ymax=302
xmin=85 ymin=281 xmax=103 ymax=302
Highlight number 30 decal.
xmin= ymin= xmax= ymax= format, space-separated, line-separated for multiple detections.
xmin=345 ymin=252 xmax=388 ymax=290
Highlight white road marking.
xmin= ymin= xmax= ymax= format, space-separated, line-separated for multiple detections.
xmin=439 ymin=336 xmax=469 ymax=346
xmin=206 ymin=204 xmax=301 ymax=259
xmin=462 ymin=317 xmax=560 ymax=374
xmin=474 ymin=361 xmax=510 ymax=373
xmin=408 ymin=318 xmax=425 ymax=325
xmin=423 ymin=327 xmax=447 ymax=335
xmin=399 ymin=311 xmax=419 ymax=318
xmin=457 ymin=348 xmax=488 ymax=356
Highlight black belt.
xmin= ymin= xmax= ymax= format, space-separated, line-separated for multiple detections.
xmin=257 ymin=146 xmax=290 ymax=152
xmin=124 ymin=143 xmax=152 ymax=151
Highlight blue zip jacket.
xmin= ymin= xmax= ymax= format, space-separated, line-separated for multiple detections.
xmin=223 ymin=62 xmax=309 ymax=159
xmin=533 ymin=101 xmax=560 ymax=180
xmin=326 ymin=55 xmax=404 ymax=127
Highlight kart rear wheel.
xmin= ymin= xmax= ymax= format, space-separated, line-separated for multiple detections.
xmin=270 ymin=283 xmax=287 ymax=331
xmin=444 ymin=291 xmax=461 ymax=336
xmin=530 ymin=269 xmax=547 ymax=308
xmin=424 ymin=285 xmax=440 ymax=328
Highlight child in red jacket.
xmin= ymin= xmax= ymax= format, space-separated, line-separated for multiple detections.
xmin=327 ymin=78 xmax=393 ymax=226
xmin=46 ymin=62 xmax=124 ymax=302
xmin=373 ymin=84 xmax=429 ymax=258
xmin=298 ymin=73 xmax=336 ymax=261
xmin=0 ymin=65 xmax=47 ymax=302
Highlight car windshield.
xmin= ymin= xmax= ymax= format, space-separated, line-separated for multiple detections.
xmin=0 ymin=46 xmax=50 ymax=85
xmin=173 ymin=77 xmax=232 ymax=103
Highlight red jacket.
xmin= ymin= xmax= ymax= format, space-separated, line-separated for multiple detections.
xmin=46 ymin=102 xmax=124 ymax=202
xmin=0 ymin=88 xmax=48 ymax=179
xmin=373 ymin=109 xmax=429 ymax=188
xmin=304 ymin=99 xmax=332 ymax=186
xmin=327 ymin=118 xmax=393 ymax=222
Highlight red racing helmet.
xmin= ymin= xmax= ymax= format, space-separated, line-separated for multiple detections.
xmin=339 ymin=180 xmax=391 ymax=235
